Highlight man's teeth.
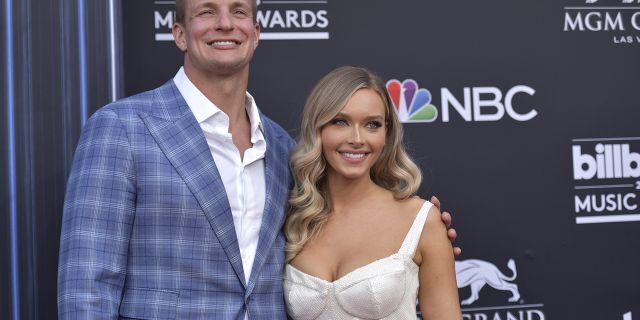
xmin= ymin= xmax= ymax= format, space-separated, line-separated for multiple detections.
xmin=341 ymin=152 xmax=366 ymax=159
xmin=211 ymin=41 xmax=237 ymax=45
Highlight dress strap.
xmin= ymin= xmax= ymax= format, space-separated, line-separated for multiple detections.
xmin=398 ymin=201 xmax=433 ymax=256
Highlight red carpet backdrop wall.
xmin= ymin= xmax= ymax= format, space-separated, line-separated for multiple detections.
xmin=1 ymin=0 xmax=639 ymax=319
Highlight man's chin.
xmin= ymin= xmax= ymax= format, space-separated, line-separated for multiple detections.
xmin=197 ymin=61 xmax=249 ymax=77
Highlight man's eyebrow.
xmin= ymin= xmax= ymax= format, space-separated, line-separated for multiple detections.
xmin=230 ymin=1 xmax=251 ymax=9
xmin=192 ymin=2 xmax=216 ymax=12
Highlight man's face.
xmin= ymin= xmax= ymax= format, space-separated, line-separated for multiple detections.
xmin=173 ymin=0 xmax=260 ymax=77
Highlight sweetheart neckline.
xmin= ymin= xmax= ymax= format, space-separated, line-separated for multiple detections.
xmin=285 ymin=201 xmax=431 ymax=285
xmin=286 ymin=252 xmax=420 ymax=285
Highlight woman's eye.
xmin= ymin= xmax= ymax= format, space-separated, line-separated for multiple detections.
xmin=365 ymin=121 xmax=382 ymax=129
xmin=330 ymin=119 xmax=347 ymax=126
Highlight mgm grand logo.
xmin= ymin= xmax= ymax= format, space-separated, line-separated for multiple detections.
xmin=456 ymin=258 xmax=546 ymax=320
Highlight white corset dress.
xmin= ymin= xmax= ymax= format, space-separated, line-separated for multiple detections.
xmin=283 ymin=201 xmax=433 ymax=320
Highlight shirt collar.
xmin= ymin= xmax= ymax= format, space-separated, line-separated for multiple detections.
xmin=173 ymin=67 xmax=264 ymax=136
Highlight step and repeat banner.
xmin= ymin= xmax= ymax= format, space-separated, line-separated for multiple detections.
xmin=119 ymin=0 xmax=640 ymax=318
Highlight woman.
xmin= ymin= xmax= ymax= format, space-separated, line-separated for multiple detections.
xmin=283 ymin=66 xmax=461 ymax=319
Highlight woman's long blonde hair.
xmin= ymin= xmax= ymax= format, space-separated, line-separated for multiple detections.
xmin=285 ymin=66 xmax=422 ymax=262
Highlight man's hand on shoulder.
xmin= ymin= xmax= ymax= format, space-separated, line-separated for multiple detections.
xmin=431 ymin=196 xmax=462 ymax=257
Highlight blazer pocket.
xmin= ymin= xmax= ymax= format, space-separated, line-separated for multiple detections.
xmin=119 ymin=287 xmax=178 ymax=320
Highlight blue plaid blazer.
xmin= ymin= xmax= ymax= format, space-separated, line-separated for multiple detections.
xmin=58 ymin=81 xmax=294 ymax=319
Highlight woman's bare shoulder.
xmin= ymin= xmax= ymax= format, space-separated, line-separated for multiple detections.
xmin=397 ymin=196 xmax=427 ymax=214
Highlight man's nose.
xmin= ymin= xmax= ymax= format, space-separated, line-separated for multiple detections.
xmin=215 ymin=11 xmax=234 ymax=30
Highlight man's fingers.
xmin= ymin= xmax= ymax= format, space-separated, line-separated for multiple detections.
xmin=447 ymin=227 xmax=457 ymax=242
xmin=430 ymin=196 xmax=441 ymax=210
xmin=431 ymin=196 xmax=461 ymax=257
xmin=441 ymin=211 xmax=452 ymax=228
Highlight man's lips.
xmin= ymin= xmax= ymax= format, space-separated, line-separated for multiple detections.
xmin=206 ymin=40 xmax=241 ymax=47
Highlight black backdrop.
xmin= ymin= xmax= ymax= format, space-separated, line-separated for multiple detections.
xmin=1 ymin=0 xmax=639 ymax=319
xmin=123 ymin=1 xmax=640 ymax=318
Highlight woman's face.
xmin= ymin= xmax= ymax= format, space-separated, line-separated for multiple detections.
xmin=320 ymin=88 xmax=387 ymax=182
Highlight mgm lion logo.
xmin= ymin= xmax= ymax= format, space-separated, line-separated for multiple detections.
xmin=455 ymin=259 xmax=521 ymax=305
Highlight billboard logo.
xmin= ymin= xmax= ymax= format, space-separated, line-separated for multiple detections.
xmin=385 ymin=79 xmax=538 ymax=124
xmin=152 ymin=0 xmax=329 ymax=42
xmin=572 ymin=137 xmax=640 ymax=224
xmin=456 ymin=259 xmax=520 ymax=305
xmin=457 ymin=258 xmax=546 ymax=320
xmin=257 ymin=0 xmax=329 ymax=40
xmin=573 ymin=144 xmax=640 ymax=180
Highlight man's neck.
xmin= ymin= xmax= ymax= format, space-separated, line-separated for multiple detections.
xmin=184 ymin=65 xmax=250 ymax=123
xmin=183 ymin=64 xmax=255 ymax=159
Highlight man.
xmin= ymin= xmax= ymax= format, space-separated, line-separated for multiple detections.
xmin=57 ymin=0 xmax=458 ymax=318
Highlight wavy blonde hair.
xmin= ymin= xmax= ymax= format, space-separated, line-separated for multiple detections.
xmin=285 ymin=66 xmax=422 ymax=262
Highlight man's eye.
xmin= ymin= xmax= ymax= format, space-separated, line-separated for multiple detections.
xmin=199 ymin=10 xmax=214 ymax=16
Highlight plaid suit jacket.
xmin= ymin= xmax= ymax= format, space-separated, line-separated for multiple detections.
xmin=58 ymin=81 xmax=294 ymax=319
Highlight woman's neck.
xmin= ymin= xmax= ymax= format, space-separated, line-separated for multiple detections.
xmin=325 ymin=173 xmax=389 ymax=216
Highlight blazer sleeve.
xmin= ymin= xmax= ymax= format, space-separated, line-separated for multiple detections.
xmin=57 ymin=109 xmax=136 ymax=319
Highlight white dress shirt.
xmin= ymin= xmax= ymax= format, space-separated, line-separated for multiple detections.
xmin=173 ymin=67 xmax=266 ymax=287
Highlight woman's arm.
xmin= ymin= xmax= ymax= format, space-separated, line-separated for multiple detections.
xmin=416 ymin=205 xmax=462 ymax=319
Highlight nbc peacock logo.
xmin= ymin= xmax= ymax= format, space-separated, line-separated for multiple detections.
xmin=386 ymin=79 xmax=438 ymax=123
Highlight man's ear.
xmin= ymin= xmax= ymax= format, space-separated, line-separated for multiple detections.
xmin=253 ymin=23 xmax=260 ymax=49
xmin=172 ymin=23 xmax=187 ymax=52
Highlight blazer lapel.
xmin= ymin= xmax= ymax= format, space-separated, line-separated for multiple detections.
xmin=140 ymin=82 xmax=247 ymax=287
xmin=246 ymin=117 xmax=290 ymax=296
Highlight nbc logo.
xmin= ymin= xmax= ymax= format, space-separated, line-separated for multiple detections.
xmin=386 ymin=79 xmax=438 ymax=123
xmin=385 ymin=78 xmax=538 ymax=124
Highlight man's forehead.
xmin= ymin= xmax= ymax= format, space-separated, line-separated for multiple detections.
xmin=187 ymin=0 xmax=253 ymax=8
